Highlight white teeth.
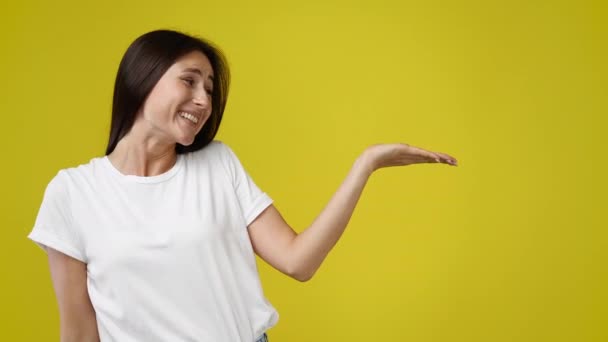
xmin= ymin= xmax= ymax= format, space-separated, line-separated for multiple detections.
xmin=178 ymin=111 xmax=199 ymax=124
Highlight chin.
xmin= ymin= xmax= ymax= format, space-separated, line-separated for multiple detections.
xmin=174 ymin=133 xmax=196 ymax=146
xmin=178 ymin=138 xmax=196 ymax=147
xmin=174 ymin=124 xmax=204 ymax=147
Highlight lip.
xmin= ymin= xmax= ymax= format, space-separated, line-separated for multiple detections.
xmin=177 ymin=109 xmax=204 ymax=124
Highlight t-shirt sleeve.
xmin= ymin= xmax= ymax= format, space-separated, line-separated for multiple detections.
xmin=218 ymin=142 xmax=273 ymax=226
xmin=27 ymin=170 xmax=86 ymax=262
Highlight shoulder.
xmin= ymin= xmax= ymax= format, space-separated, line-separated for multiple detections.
xmin=48 ymin=156 xmax=106 ymax=191
xmin=197 ymin=140 xmax=232 ymax=155
xmin=182 ymin=141 xmax=246 ymax=183
xmin=183 ymin=140 xmax=235 ymax=165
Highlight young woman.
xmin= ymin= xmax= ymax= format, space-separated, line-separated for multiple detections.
xmin=28 ymin=29 xmax=458 ymax=342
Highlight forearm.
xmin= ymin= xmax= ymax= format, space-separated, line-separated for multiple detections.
xmin=290 ymin=155 xmax=373 ymax=281
xmin=61 ymin=330 xmax=100 ymax=342
xmin=60 ymin=312 xmax=100 ymax=342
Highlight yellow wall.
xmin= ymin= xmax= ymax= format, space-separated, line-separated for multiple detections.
xmin=2 ymin=0 xmax=606 ymax=340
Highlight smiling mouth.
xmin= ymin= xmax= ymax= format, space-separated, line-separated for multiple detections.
xmin=178 ymin=111 xmax=199 ymax=124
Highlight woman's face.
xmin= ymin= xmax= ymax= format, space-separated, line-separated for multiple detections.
xmin=137 ymin=50 xmax=214 ymax=147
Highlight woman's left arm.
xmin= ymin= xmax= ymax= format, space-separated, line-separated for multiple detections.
xmin=247 ymin=143 xmax=458 ymax=282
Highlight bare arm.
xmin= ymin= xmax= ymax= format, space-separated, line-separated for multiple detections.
xmin=47 ymin=247 xmax=100 ymax=342
xmin=248 ymin=143 xmax=457 ymax=282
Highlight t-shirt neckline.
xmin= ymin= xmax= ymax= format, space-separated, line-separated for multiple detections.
xmin=101 ymin=154 xmax=184 ymax=184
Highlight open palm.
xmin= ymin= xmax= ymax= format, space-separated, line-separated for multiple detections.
xmin=364 ymin=143 xmax=458 ymax=172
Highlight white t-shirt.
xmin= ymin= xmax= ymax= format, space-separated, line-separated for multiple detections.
xmin=28 ymin=141 xmax=278 ymax=342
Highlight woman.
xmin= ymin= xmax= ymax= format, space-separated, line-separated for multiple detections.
xmin=28 ymin=29 xmax=457 ymax=342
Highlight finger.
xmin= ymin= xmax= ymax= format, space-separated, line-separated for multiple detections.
xmin=418 ymin=153 xmax=438 ymax=163
xmin=399 ymin=145 xmax=455 ymax=165
xmin=428 ymin=152 xmax=442 ymax=163
xmin=435 ymin=152 xmax=458 ymax=165
xmin=405 ymin=145 xmax=441 ymax=162
xmin=387 ymin=155 xmax=431 ymax=167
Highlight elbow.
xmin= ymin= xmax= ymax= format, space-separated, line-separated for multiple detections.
xmin=292 ymin=272 xmax=313 ymax=282
xmin=288 ymin=266 xmax=315 ymax=282
xmin=286 ymin=249 xmax=317 ymax=282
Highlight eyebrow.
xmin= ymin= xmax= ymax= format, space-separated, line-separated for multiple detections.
xmin=182 ymin=67 xmax=214 ymax=81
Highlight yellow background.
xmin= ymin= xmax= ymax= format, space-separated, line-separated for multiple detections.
xmin=1 ymin=0 xmax=606 ymax=340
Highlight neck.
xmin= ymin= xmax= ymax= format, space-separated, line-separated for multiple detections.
xmin=107 ymin=128 xmax=178 ymax=177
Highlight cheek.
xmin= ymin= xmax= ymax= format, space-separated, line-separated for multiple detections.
xmin=151 ymin=83 xmax=182 ymax=107
xmin=141 ymin=104 xmax=174 ymax=126
xmin=151 ymin=96 xmax=181 ymax=120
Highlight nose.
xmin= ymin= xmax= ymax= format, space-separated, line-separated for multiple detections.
xmin=193 ymin=90 xmax=211 ymax=110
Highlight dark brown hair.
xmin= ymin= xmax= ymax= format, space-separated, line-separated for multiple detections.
xmin=105 ymin=29 xmax=230 ymax=155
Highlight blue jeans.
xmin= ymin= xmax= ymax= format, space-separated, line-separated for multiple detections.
xmin=255 ymin=333 xmax=268 ymax=342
